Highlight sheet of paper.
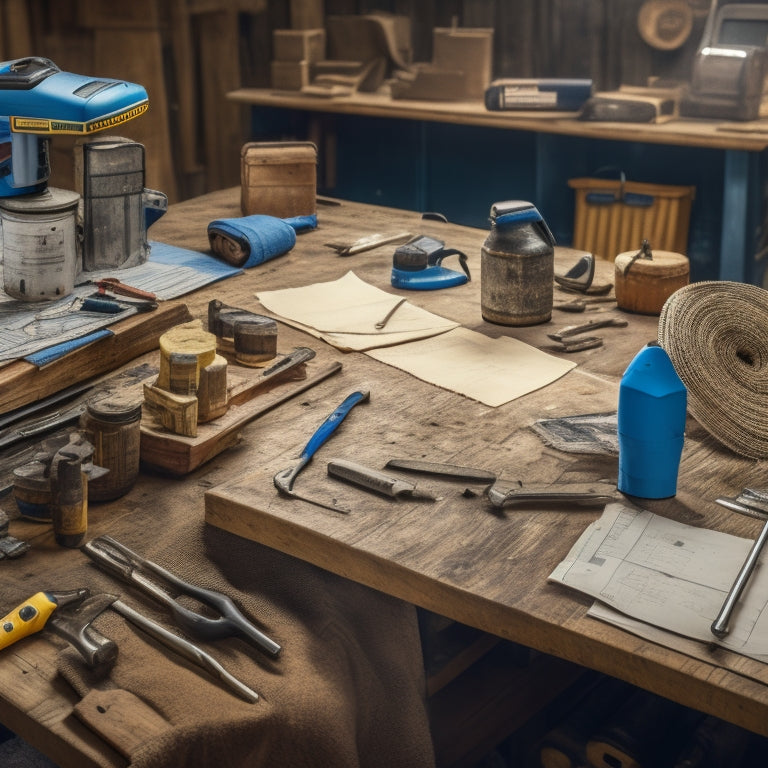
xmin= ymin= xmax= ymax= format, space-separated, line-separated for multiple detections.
xmin=550 ymin=502 xmax=768 ymax=658
xmin=367 ymin=327 xmax=576 ymax=407
xmin=255 ymin=271 xmax=459 ymax=352
xmin=587 ymin=602 xmax=768 ymax=677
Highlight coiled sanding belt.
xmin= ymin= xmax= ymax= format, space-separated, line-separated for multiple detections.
xmin=658 ymin=281 xmax=768 ymax=459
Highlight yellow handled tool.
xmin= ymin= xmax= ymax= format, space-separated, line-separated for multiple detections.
xmin=0 ymin=588 xmax=117 ymax=667
xmin=0 ymin=590 xmax=64 ymax=650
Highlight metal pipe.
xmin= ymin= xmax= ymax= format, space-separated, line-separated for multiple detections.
xmin=711 ymin=518 xmax=768 ymax=639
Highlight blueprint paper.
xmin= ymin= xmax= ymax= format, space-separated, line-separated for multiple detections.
xmin=550 ymin=502 xmax=768 ymax=658
xmin=0 ymin=242 xmax=241 ymax=363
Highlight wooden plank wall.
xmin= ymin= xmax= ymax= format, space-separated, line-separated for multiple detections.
xmin=3 ymin=0 xmax=709 ymax=201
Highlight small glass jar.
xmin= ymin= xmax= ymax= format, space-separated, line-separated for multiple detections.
xmin=81 ymin=396 xmax=142 ymax=501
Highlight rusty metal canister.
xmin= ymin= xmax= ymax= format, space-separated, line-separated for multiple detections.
xmin=481 ymin=200 xmax=556 ymax=326
xmin=80 ymin=396 xmax=142 ymax=501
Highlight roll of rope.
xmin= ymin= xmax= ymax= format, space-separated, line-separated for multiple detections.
xmin=658 ymin=281 xmax=768 ymax=459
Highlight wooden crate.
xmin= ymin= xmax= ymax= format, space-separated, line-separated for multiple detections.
xmin=240 ymin=141 xmax=317 ymax=217
xmin=568 ymin=177 xmax=696 ymax=260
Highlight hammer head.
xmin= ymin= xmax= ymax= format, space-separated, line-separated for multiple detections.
xmin=47 ymin=591 xmax=119 ymax=668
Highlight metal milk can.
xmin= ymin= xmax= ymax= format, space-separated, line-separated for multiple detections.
xmin=481 ymin=200 xmax=555 ymax=326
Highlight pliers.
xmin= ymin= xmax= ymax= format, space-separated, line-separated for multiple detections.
xmin=83 ymin=535 xmax=281 ymax=657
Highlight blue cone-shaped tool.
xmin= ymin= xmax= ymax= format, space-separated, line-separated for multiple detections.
xmin=618 ymin=343 xmax=687 ymax=499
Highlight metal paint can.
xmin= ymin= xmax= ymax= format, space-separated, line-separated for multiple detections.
xmin=481 ymin=200 xmax=556 ymax=326
xmin=0 ymin=187 xmax=80 ymax=301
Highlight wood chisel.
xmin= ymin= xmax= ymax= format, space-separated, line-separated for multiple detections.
xmin=327 ymin=459 xmax=438 ymax=500
xmin=384 ymin=459 xmax=496 ymax=483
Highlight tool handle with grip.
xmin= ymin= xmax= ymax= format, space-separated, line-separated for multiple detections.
xmin=0 ymin=591 xmax=57 ymax=650
xmin=328 ymin=459 xmax=412 ymax=497
xmin=299 ymin=390 xmax=370 ymax=462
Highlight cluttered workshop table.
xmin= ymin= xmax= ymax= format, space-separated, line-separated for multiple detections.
xmin=2 ymin=187 xmax=768 ymax=768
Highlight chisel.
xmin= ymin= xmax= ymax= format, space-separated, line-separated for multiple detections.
xmin=328 ymin=459 xmax=438 ymax=500
xmin=384 ymin=459 xmax=496 ymax=483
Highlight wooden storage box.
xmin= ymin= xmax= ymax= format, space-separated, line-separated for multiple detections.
xmin=240 ymin=142 xmax=317 ymax=218
xmin=568 ymin=177 xmax=696 ymax=260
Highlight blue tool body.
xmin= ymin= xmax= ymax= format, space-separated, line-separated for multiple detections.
xmin=618 ymin=343 xmax=687 ymax=499
xmin=0 ymin=57 xmax=149 ymax=195
xmin=391 ymin=265 xmax=469 ymax=290
xmin=390 ymin=235 xmax=470 ymax=290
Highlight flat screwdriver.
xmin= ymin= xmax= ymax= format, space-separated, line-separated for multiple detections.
xmin=327 ymin=459 xmax=438 ymax=501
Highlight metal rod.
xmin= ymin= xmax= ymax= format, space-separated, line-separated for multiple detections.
xmin=711 ymin=518 xmax=768 ymax=639
xmin=375 ymin=298 xmax=407 ymax=330
xmin=112 ymin=600 xmax=259 ymax=703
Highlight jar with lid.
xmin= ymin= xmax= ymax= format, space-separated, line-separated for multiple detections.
xmin=80 ymin=396 xmax=142 ymax=501
xmin=481 ymin=200 xmax=556 ymax=326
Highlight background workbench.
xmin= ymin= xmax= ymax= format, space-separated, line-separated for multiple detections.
xmin=233 ymin=87 xmax=768 ymax=287
xmin=1 ymin=188 xmax=767 ymax=767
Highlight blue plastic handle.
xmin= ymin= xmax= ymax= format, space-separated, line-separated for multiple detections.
xmin=299 ymin=390 xmax=370 ymax=461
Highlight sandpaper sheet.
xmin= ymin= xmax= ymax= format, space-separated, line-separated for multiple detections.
xmin=255 ymin=271 xmax=459 ymax=351
xmin=367 ymin=327 xmax=576 ymax=406
xmin=256 ymin=272 xmax=575 ymax=405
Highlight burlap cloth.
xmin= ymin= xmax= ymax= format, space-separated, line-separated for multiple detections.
xmin=53 ymin=516 xmax=436 ymax=768
xmin=658 ymin=280 xmax=768 ymax=460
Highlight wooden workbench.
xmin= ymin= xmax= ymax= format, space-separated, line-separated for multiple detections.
xmin=1 ymin=188 xmax=767 ymax=766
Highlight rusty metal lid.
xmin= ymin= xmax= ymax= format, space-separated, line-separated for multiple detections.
xmin=0 ymin=186 xmax=80 ymax=213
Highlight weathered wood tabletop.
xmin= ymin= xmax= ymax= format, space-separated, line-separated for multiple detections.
xmin=188 ymin=188 xmax=768 ymax=736
xmin=1 ymin=188 xmax=767 ymax=768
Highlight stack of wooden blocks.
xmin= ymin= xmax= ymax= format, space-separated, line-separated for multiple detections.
xmin=271 ymin=27 xmax=326 ymax=91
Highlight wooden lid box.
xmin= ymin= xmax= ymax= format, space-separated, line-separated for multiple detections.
xmin=240 ymin=141 xmax=317 ymax=218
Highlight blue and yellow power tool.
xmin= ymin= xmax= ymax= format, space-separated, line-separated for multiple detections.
xmin=0 ymin=56 xmax=149 ymax=196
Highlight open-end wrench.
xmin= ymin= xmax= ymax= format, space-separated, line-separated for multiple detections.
xmin=273 ymin=390 xmax=370 ymax=513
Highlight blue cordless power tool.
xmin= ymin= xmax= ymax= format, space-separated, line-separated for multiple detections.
xmin=390 ymin=235 xmax=471 ymax=290
xmin=0 ymin=56 xmax=149 ymax=197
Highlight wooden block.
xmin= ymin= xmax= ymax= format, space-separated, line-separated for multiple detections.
xmin=290 ymin=0 xmax=324 ymax=30
xmin=234 ymin=317 xmax=278 ymax=367
xmin=432 ymin=27 xmax=494 ymax=99
xmin=141 ymin=360 xmax=342 ymax=475
xmin=197 ymin=355 xmax=229 ymax=423
xmin=143 ymin=382 xmax=198 ymax=437
xmin=271 ymin=60 xmax=310 ymax=90
xmin=74 ymin=688 xmax=171 ymax=759
xmin=156 ymin=320 xmax=217 ymax=394
xmin=273 ymin=28 xmax=325 ymax=63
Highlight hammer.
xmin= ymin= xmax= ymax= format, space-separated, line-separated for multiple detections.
xmin=0 ymin=588 xmax=118 ymax=668
xmin=273 ymin=389 xmax=370 ymax=512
